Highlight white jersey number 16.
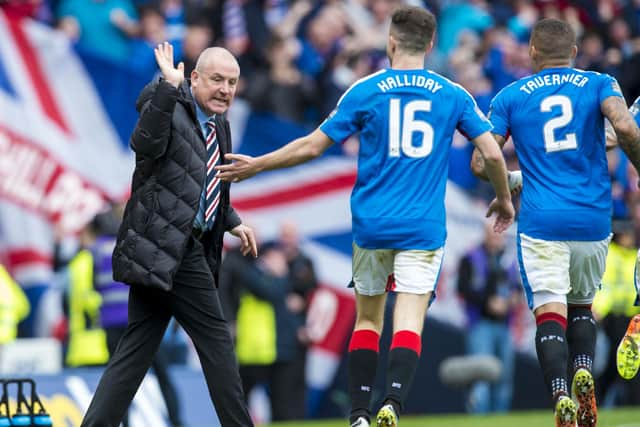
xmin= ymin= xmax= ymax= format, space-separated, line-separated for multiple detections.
xmin=388 ymin=99 xmax=434 ymax=158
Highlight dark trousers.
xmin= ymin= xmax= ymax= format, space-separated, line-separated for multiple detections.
xmin=82 ymin=236 xmax=253 ymax=427
xmin=105 ymin=327 xmax=183 ymax=427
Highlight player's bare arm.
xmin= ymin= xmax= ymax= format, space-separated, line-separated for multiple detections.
xmin=602 ymin=96 xmax=640 ymax=172
xmin=216 ymin=128 xmax=334 ymax=182
xmin=471 ymin=131 xmax=515 ymax=232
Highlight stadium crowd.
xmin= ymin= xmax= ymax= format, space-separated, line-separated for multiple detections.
xmin=3 ymin=0 xmax=640 ymax=200
xmin=2 ymin=0 xmax=640 ymax=424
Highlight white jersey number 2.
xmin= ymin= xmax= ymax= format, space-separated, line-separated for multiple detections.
xmin=540 ymin=95 xmax=577 ymax=153
xmin=388 ymin=99 xmax=434 ymax=158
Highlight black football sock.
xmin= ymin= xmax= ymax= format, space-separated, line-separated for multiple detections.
xmin=348 ymin=329 xmax=380 ymax=424
xmin=384 ymin=330 xmax=422 ymax=416
xmin=535 ymin=312 xmax=569 ymax=402
xmin=567 ymin=305 xmax=596 ymax=376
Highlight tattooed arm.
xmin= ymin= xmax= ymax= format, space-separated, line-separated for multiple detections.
xmin=602 ymin=96 xmax=640 ymax=172
xmin=471 ymin=134 xmax=506 ymax=180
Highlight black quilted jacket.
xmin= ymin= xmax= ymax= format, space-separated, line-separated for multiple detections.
xmin=113 ymin=78 xmax=242 ymax=291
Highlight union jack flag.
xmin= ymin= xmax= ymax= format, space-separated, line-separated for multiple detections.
xmin=0 ymin=11 xmax=133 ymax=331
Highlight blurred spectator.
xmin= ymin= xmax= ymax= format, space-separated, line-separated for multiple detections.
xmin=482 ymin=27 xmax=529 ymax=94
xmin=181 ymin=20 xmax=213 ymax=75
xmin=608 ymin=146 xmax=633 ymax=219
xmin=623 ymin=0 xmax=640 ymax=36
xmin=575 ymin=31 xmax=605 ymax=72
xmin=297 ymin=4 xmax=349 ymax=79
xmin=161 ymin=0 xmax=186 ymax=43
xmin=0 ymin=263 xmax=30 ymax=344
xmin=322 ymin=48 xmax=374 ymax=118
xmin=457 ymin=221 xmax=521 ymax=413
xmin=220 ymin=241 xmax=308 ymax=421
xmin=345 ymin=0 xmax=400 ymax=52
xmin=64 ymin=219 xmax=110 ymax=367
xmin=243 ymin=33 xmax=317 ymax=123
xmin=269 ymin=0 xmax=312 ymax=37
xmin=607 ymin=17 xmax=633 ymax=58
xmin=279 ymin=220 xmax=317 ymax=303
xmin=593 ymin=221 xmax=640 ymax=406
xmin=222 ymin=0 xmax=250 ymax=56
xmin=222 ymin=0 xmax=270 ymax=77
xmin=437 ymin=0 xmax=494 ymax=55
xmin=56 ymin=0 xmax=139 ymax=64
xmin=130 ymin=4 xmax=182 ymax=77
xmin=506 ymin=0 xmax=537 ymax=42
xmin=278 ymin=221 xmax=318 ymax=414
xmin=603 ymin=16 xmax=640 ymax=97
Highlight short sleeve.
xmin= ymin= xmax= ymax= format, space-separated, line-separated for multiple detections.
xmin=598 ymin=74 xmax=625 ymax=105
xmin=319 ymin=85 xmax=363 ymax=144
xmin=487 ymin=90 xmax=509 ymax=138
xmin=457 ymin=87 xmax=493 ymax=139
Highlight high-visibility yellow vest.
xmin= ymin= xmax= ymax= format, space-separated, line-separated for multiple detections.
xmin=594 ymin=242 xmax=640 ymax=318
xmin=235 ymin=293 xmax=276 ymax=365
xmin=65 ymin=249 xmax=109 ymax=367
xmin=0 ymin=265 xmax=30 ymax=344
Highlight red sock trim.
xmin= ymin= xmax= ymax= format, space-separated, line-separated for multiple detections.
xmin=390 ymin=330 xmax=421 ymax=357
xmin=349 ymin=329 xmax=380 ymax=352
xmin=536 ymin=312 xmax=567 ymax=330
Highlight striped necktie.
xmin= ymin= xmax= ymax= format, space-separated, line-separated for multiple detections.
xmin=205 ymin=118 xmax=221 ymax=228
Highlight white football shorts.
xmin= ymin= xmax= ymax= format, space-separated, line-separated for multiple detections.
xmin=517 ymin=232 xmax=611 ymax=310
xmin=351 ymin=242 xmax=444 ymax=296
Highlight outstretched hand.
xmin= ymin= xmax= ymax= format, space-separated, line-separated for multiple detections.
xmin=215 ymin=153 xmax=260 ymax=182
xmin=486 ymin=198 xmax=515 ymax=233
xmin=154 ymin=41 xmax=184 ymax=88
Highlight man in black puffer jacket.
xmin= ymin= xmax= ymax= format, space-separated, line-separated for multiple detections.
xmin=82 ymin=42 xmax=257 ymax=427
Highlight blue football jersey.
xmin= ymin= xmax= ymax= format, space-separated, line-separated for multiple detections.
xmin=320 ymin=68 xmax=492 ymax=250
xmin=490 ymin=67 xmax=624 ymax=241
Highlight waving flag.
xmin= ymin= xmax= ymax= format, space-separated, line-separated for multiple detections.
xmin=0 ymin=12 xmax=135 ymax=333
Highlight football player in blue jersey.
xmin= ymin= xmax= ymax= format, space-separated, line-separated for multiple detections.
xmin=217 ymin=6 xmax=514 ymax=427
xmin=605 ymin=96 xmax=640 ymax=383
xmin=472 ymin=20 xmax=640 ymax=427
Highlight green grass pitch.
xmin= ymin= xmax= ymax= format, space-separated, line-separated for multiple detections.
xmin=267 ymin=407 xmax=640 ymax=427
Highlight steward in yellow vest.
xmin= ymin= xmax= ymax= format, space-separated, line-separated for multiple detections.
xmin=594 ymin=240 xmax=640 ymax=319
xmin=0 ymin=264 xmax=30 ymax=344
xmin=65 ymin=248 xmax=109 ymax=367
